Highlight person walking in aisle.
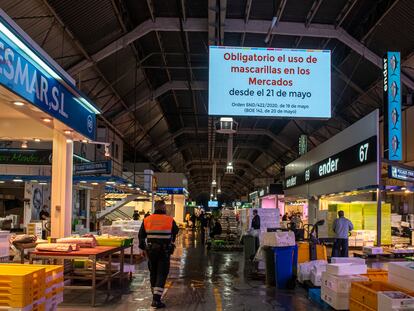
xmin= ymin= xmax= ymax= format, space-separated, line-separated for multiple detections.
xmin=139 ymin=200 xmax=179 ymax=309
xmin=332 ymin=210 xmax=354 ymax=257
xmin=251 ymin=209 xmax=261 ymax=230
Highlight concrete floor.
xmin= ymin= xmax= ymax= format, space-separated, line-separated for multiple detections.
xmin=59 ymin=232 xmax=322 ymax=310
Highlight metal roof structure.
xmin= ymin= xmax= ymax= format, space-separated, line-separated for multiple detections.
xmin=3 ymin=0 xmax=414 ymax=201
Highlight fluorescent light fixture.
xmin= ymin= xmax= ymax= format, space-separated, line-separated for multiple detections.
xmin=0 ymin=181 xmax=5 ymax=184
xmin=127 ymin=183 xmax=133 ymax=187
xmin=220 ymin=117 xmax=233 ymax=122
xmin=390 ymin=189 xmax=395 ymax=192
xmin=80 ymin=181 xmax=87 ymax=184
xmin=39 ymin=182 xmax=47 ymax=185
xmin=66 ymin=139 xmax=73 ymax=143
xmin=42 ymin=118 xmax=52 ymax=123
xmin=34 ymin=138 xmax=41 ymax=142
xmin=264 ymin=16 xmax=278 ymax=44
xmin=21 ymin=141 xmax=28 ymax=148
xmin=402 ymin=187 xmax=407 ymax=190
xmin=106 ymin=181 xmax=116 ymax=185
xmin=75 ymin=98 xmax=100 ymax=115
xmin=136 ymin=187 xmax=140 ymax=191
xmin=82 ymin=139 xmax=88 ymax=143
xmin=13 ymin=101 xmax=25 ymax=106
xmin=30 ymin=180 xmax=38 ymax=183
xmin=0 ymin=22 xmax=100 ymax=116
xmin=91 ymin=182 xmax=99 ymax=186
xmin=13 ymin=179 xmax=23 ymax=182
xmin=64 ymin=130 xmax=72 ymax=135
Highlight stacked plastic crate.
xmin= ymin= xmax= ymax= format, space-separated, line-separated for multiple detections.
xmin=0 ymin=264 xmax=64 ymax=311
xmin=40 ymin=265 xmax=64 ymax=311
xmin=0 ymin=265 xmax=46 ymax=311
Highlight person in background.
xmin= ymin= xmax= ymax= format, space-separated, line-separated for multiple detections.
xmin=144 ymin=211 xmax=151 ymax=218
xmin=199 ymin=210 xmax=207 ymax=243
xmin=282 ymin=213 xmax=288 ymax=221
xmin=185 ymin=212 xmax=191 ymax=227
xmin=332 ymin=210 xmax=354 ymax=257
xmin=251 ymin=209 xmax=261 ymax=230
xmin=133 ymin=210 xmax=140 ymax=221
xmin=39 ymin=205 xmax=50 ymax=220
xmin=139 ymin=200 xmax=179 ymax=309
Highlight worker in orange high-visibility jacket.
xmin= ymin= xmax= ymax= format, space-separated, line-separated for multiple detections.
xmin=139 ymin=200 xmax=179 ymax=309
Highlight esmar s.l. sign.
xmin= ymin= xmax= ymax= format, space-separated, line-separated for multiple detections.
xmin=208 ymin=46 xmax=331 ymax=118
xmin=0 ymin=17 xmax=97 ymax=140
xmin=285 ymin=136 xmax=377 ymax=189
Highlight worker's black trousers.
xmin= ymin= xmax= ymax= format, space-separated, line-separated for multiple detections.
xmin=147 ymin=244 xmax=171 ymax=300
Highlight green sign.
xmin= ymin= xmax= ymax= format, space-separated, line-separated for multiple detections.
xmin=0 ymin=149 xmax=52 ymax=165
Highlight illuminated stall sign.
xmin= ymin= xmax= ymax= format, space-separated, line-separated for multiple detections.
xmin=157 ymin=187 xmax=186 ymax=195
xmin=388 ymin=165 xmax=414 ymax=183
xmin=383 ymin=51 xmax=402 ymax=161
xmin=74 ymin=161 xmax=111 ymax=175
xmin=0 ymin=15 xmax=98 ymax=140
xmin=0 ymin=149 xmax=51 ymax=165
xmin=285 ymin=136 xmax=377 ymax=189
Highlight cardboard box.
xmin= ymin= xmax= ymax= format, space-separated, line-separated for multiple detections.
xmin=378 ymin=291 xmax=414 ymax=311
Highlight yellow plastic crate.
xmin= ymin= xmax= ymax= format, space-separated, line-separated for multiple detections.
xmin=350 ymin=281 xmax=414 ymax=310
xmin=349 ymin=298 xmax=375 ymax=311
xmin=0 ymin=266 xmax=45 ymax=290
xmin=2 ymin=264 xmax=62 ymax=287
xmin=297 ymin=242 xmax=327 ymax=263
xmin=360 ymin=269 xmax=388 ymax=282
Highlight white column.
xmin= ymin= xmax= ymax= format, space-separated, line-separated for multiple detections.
xmin=86 ymin=189 xmax=91 ymax=232
xmin=51 ymin=130 xmax=73 ymax=238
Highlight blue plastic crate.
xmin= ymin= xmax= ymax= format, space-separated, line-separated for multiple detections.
xmin=308 ymin=288 xmax=330 ymax=309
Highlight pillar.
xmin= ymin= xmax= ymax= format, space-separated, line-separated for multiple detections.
xmin=86 ymin=189 xmax=91 ymax=232
xmin=51 ymin=130 xmax=73 ymax=238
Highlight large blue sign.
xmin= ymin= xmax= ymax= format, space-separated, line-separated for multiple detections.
xmin=0 ymin=17 xmax=97 ymax=140
xmin=383 ymin=51 xmax=402 ymax=161
xmin=388 ymin=165 xmax=414 ymax=183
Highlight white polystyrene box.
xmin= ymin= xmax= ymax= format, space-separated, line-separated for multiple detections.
xmin=388 ymin=274 xmax=414 ymax=292
xmin=310 ymin=270 xmax=323 ymax=287
xmin=331 ymin=257 xmax=366 ymax=265
xmin=321 ymin=285 xmax=349 ymax=310
xmin=363 ymin=246 xmax=383 ymax=255
xmin=326 ymin=263 xmax=367 ymax=276
xmin=388 ymin=262 xmax=414 ymax=281
xmin=378 ymin=291 xmax=414 ymax=311
xmin=322 ymin=271 xmax=368 ymax=294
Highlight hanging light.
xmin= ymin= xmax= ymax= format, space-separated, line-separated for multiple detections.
xmin=13 ymin=101 xmax=25 ymax=106
xmin=21 ymin=141 xmax=28 ymax=148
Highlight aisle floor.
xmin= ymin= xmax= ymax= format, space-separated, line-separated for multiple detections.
xmin=59 ymin=232 xmax=321 ymax=311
